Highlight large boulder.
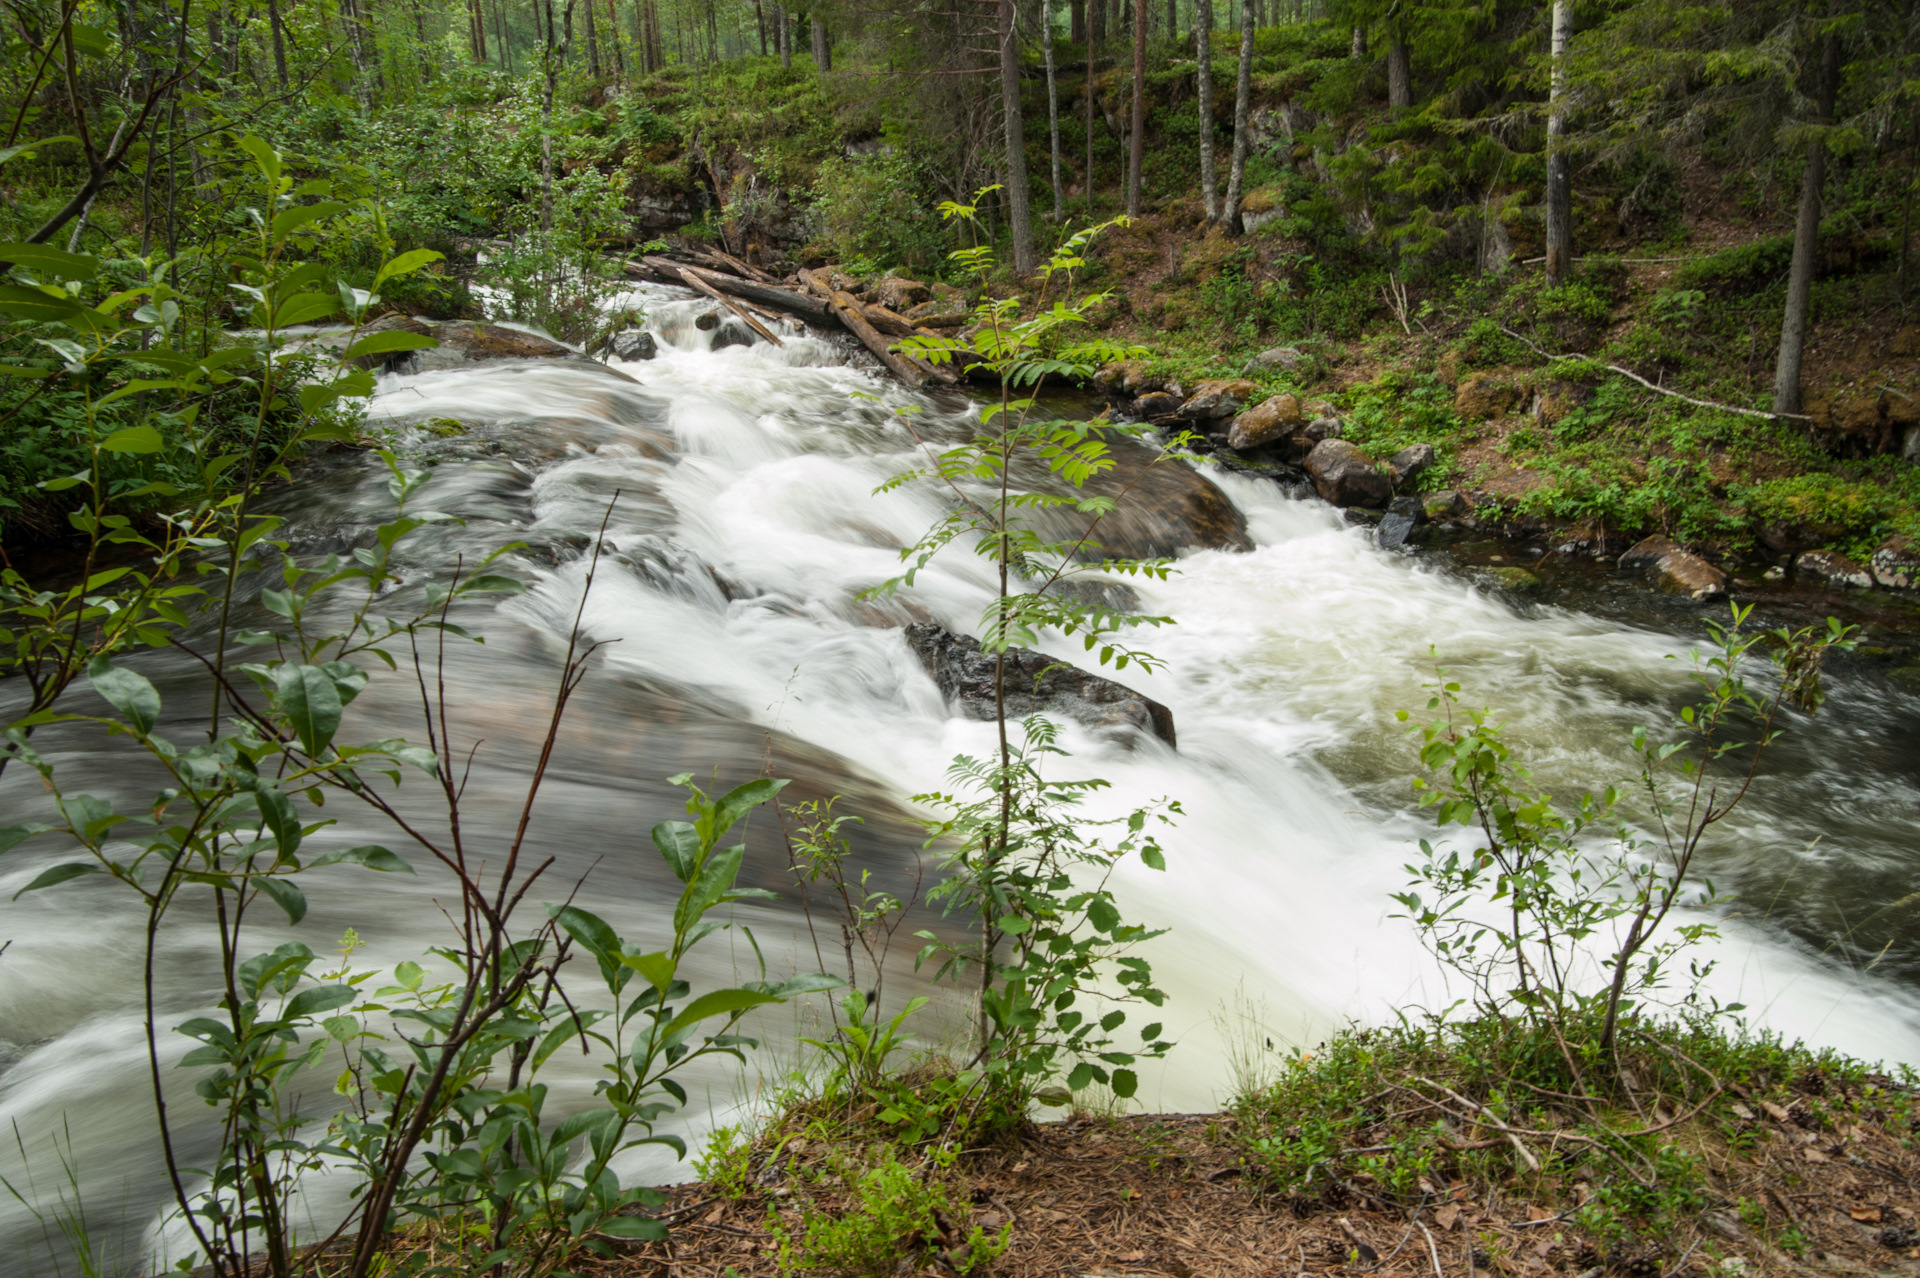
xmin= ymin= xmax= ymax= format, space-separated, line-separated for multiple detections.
xmin=1304 ymin=439 xmax=1392 ymax=508
xmin=1872 ymin=538 xmax=1920 ymax=589
xmin=1177 ymin=378 xmax=1258 ymax=421
xmin=1618 ymin=536 xmax=1727 ymax=600
xmin=373 ymin=320 xmax=587 ymax=376
xmin=904 ymin=623 xmax=1176 ymax=747
xmin=1387 ymin=443 xmax=1436 ymax=488
xmin=1227 ymin=393 xmax=1305 ymax=449
xmin=1020 ymin=433 xmax=1253 ymax=559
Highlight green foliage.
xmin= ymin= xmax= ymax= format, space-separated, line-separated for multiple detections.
xmin=1394 ymin=606 xmax=1855 ymax=1058
xmin=810 ymin=151 xmax=950 ymax=274
xmin=767 ymin=1144 xmax=1011 ymax=1278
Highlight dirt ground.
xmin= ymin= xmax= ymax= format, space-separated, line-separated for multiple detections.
xmin=573 ymin=1100 xmax=1920 ymax=1278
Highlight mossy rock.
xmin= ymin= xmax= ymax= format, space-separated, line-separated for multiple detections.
xmin=1479 ymin=566 xmax=1542 ymax=593
xmin=425 ymin=418 xmax=469 ymax=438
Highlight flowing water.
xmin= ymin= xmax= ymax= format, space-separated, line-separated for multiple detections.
xmin=3 ymin=287 xmax=1919 ymax=1274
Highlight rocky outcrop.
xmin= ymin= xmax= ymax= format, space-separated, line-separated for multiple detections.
xmin=1227 ymin=394 xmax=1304 ymax=449
xmin=1245 ymin=346 xmax=1304 ymax=373
xmin=1043 ymin=435 xmax=1254 ymax=559
xmin=1872 ymin=539 xmax=1920 ymax=588
xmin=1177 ymin=379 xmax=1257 ymax=421
xmin=904 ymin=623 xmax=1176 ymax=747
xmin=1305 ymin=439 xmax=1391 ymax=508
xmin=1796 ymin=549 xmax=1872 ymax=589
xmin=1387 ymin=444 xmax=1435 ymax=488
xmin=1618 ymin=536 xmax=1727 ymax=600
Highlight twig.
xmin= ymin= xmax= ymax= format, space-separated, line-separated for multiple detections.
xmin=1495 ymin=325 xmax=1812 ymax=421
xmin=1416 ymin=1220 xmax=1443 ymax=1278
xmin=1410 ymin=1076 xmax=1541 ymax=1173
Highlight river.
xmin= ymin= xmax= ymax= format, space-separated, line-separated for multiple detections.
xmin=1 ymin=285 xmax=1917 ymax=1275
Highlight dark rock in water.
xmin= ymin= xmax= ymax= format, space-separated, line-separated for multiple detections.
xmin=905 ymin=623 xmax=1176 ymax=747
xmin=1023 ymin=433 xmax=1253 ymax=560
xmin=1305 ymin=438 xmax=1392 ymax=508
xmin=1132 ymin=390 xmax=1184 ymax=419
xmin=365 ymin=319 xmax=622 ymax=379
xmin=604 ymin=329 xmax=658 ymax=361
xmin=1041 ymin=575 xmax=1143 ymax=614
xmin=712 ymin=324 xmax=754 ymax=351
xmin=1387 ymin=443 xmax=1435 ymax=488
xmin=1376 ymin=495 xmax=1428 ymax=551
xmin=1618 ymin=535 xmax=1727 ymax=600
xmin=695 ymin=309 xmax=722 ymax=331
xmin=1377 ymin=512 xmax=1418 ymax=550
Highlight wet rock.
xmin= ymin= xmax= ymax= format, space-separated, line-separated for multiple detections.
xmin=386 ymin=321 xmax=592 ymax=376
xmin=1618 ymin=535 xmax=1727 ymax=600
xmin=873 ymin=277 xmax=932 ymax=312
xmin=1042 ymin=575 xmax=1143 ymax=614
xmin=1305 ymin=416 xmax=1344 ymax=442
xmin=1246 ymin=346 xmax=1304 ymax=373
xmin=1093 ymin=361 xmax=1171 ymax=397
xmin=1387 ymin=443 xmax=1435 ymax=488
xmin=1177 ymin=379 xmax=1258 ymax=421
xmin=904 ymin=622 xmax=1175 ymax=747
xmin=1377 ymin=495 xmax=1428 ymax=550
xmin=1227 ymin=394 xmax=1304 ymax=449
xmin=1024 ymin=434 xmax=1253 ymax=559
xmin=1423 ymin=489 xmax=1470 ymax=521
xmin=603 ymin=329 xmax=658 ymax=362
xmin=1133 ymin=390 xmax=1185 ymax=419
xmin=712 ymin=323 xmax=754 ymax=351
xmin=694 ymin=309 xmax=722 ymax=331
xmin=1796 ymin=548 xmax=1872 ymax=589
xmin=1871 ymin=538 xmax=1920 ymax=588
xmin=1454 ymin=372 xmax=1520 ymax=421
xmin=1304 ymin=439 xmax=1392 ymax=508
xmin=1481 ymin=565 xmax=1542 ymax=593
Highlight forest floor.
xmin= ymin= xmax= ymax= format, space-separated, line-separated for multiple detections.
xmin=519 ymin=1088 xmax=1920 ymax=1278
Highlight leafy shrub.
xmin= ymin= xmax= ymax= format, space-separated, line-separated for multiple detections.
xmin=768 ymin=1145 xmax=1011 ymax=1277
xmin=810 ymin=151 xmax=949 ymax=273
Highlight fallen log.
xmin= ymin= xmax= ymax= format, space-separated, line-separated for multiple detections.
xmin=637 ymin=255 xmax=833 ymax=324
xmin=670 ymin=265 xmax=786 ymax=347
xmin=799 ymin=268 xmax=952 ymax=387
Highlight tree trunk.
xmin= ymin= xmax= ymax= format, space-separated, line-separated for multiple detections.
xmin=1196 ymin=0 xmax=1216 ymax=222
xmin=754 ymin=0 xmax=765 ymax=54
xmin=812 ymin=12 xmax=828 ymax=71
xmin=266 ymin=0 xmax=290 ymax=84
xmin=1090 ymin=0 xmax=1104 ymax=44
xmin=1349 ymin=24 xmax=1364 ymax=57
xmin=780 ymin=7 xmax=791 ymax=67
xmin=1000 ymin=0 xmax=1038 ymax=270
xmin=1086 ymin=10 xmax=1096 ymax=213
xmin=1126 ymin=0 xmax=1146 ymax=214
xmin=1220 ymin=0 xmax=1253 ymax=232
xmin=1773 ymin=13 xmax=1841 ymax=418
xmin=1167 ymin=0 xmax=1175 ymax=37
xmin=586 ymin=0 xmax=599 ymax=76
xmin=1386 ymin=36 xmax=1409 ymax=109
xmin=1543 ymin=0 xmax=1572 ymax=285
xmin=1044 ymin=0 xmax=1064 ymax=221
xmin=1071 ymin=0 xmax=1084 ymax=43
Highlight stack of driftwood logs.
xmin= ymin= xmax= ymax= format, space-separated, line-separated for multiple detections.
xmin=621 ymin=248 xmax=980 ymax=390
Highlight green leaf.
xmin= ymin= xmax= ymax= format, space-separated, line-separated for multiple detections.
xmin=276 ymin=664 xmax=343 ymax=757
xmin=343 ymin=330 xmax=437 ymax=360
xmin=13 ymin=862 xmax=100 ymax=897
xmin=236 ymin=135 xmax=283 ymax=188
xmin=1086 ymin=896 xmax=1120 ymax=933
xmin=0 ymin=824 xmax=53 ymax=856
xmin=0 ymin=242 xmax=99 ymax=281
xmin=101 ymin=424 xmax=164 ymax=454
xmin=662 ymin=987 xmax=779 ymax=1038
xmin=619 ymin=949 xmax=676 ymax=992
xmin=651 ymin=821 xmax=701 ymax=882
xmin=711 ymin=777 xmax=787 ymax=841
xmin=268 ymin=202 xmax=347 ymax=244
xmin=1140 ymin=846 xmax=1166 ymax=871
xmin=257 ymin=875 xmax=307 ymax=924
xmin=597 ymin=1217 xmax=668 ymax=1242
xmin=271 ymin=292 xmax=341 ymax=328
xmin=285 ymin=984 xmax=356 ymax=1019
xmin=1110 ymin=1068 xmax=1139 ymax=1099
xmin=0 ymin=284 xmax=87 ymax=324
xmin=0 ymin=137 xmax=77 ymax=167
xmin=87 ymin=657 xmax=160 ymax=734
xmin=255 ymin=786 xmax=303 ymax=858
xmin=374 ymin=248 xmax=446 ymax=289
xmin=310 ymin=844 xmax=414 ymax=873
